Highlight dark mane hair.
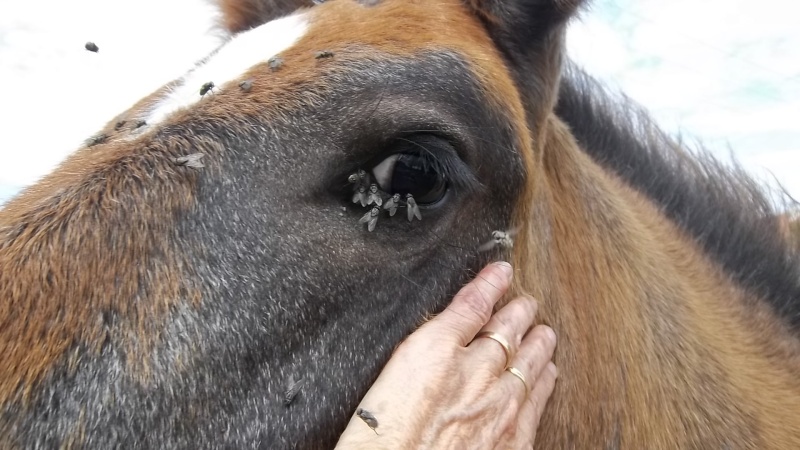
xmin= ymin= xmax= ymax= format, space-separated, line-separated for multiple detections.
xmin=555 ymin=63 xmax=800 ymax=330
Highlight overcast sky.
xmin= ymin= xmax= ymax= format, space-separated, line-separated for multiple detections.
xmin=1 ymin=0 xmax=798 ymax=206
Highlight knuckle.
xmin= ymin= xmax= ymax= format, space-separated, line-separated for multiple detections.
xmin=529 ymin=392 xmax=543 ymax=415
xmin=492 ymin=310 xmax=516 ymax=334
xmin=505 ymin=390 xmax=524 ymax=416
xmin=479 ymin=265 xmax=511 ymax=293
xmin=524 ymin=295 xmax=539 ymax=317
xmin=453 ymin=285 xmax=495 ymax=323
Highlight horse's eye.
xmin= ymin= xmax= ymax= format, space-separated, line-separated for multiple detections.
xmin=372 ymin=151 xmax=448 ymax=205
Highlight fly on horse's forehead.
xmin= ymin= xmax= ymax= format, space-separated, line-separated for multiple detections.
xmin=239 ymin=78 xmax=254 ymax=92
xmin=85 ymin=133 xmax=108 ymax=147
xmin=199 ymin=81 xmax=215 ymax=97
xmin=1 ymin=0 xmax=799 ymax=448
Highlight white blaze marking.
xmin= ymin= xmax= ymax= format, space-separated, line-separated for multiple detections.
xmin=145 ymin=13 xmax=309 ymax=126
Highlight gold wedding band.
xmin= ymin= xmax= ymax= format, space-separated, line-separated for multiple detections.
xmin=506 ymin=366 xmax=530 ymax=392
xmin=473 ymin=331 xmax=513 ymax=368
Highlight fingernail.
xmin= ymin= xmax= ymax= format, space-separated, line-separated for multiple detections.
xmin=544 ymin=326 xmax=557 ymax=345
xmin=493 ymin=261 xmax=513 ymax=280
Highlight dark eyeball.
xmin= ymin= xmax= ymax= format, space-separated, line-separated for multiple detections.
xmin=372 ymin=153 xmax=447 ymax=205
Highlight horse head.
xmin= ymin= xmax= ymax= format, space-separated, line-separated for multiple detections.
xmin=5 ymin=0 xmax=800 ymax=447
xmin=0 ymin=0 xmax=593 ymax=447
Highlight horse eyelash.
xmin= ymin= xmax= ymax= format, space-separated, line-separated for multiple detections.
xmin=391 ymin=137 xmax=481 ymax=194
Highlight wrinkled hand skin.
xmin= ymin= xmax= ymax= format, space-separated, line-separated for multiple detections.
xmin=335 ymin=262 xmax=559 ymax=449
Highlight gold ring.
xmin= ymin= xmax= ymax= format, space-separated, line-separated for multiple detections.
xmin=506 ymin=366 xmax=530 ymax=392
xmin=473 ymin=331 xmax=513 ymax=368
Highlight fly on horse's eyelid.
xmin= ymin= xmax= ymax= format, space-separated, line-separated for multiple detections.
xmin=353 ymin=186 xmax=368 ymax=207
xmin=315 ymin=50 xmax=335 ymax=59
xmin=405 ymin=194 xmax=422 ymax=222
xmin=383 ymin=193 xmax=401 ymax=216
xmin=348 ymin=169 xmax=368 ymax=186
xmin=360 ymin=207 xmax=380 ymax=232
xmin=368 ymin=184 xmax=383 ymax=206
xmin=355 ymin=408 xmax=379 ymax=434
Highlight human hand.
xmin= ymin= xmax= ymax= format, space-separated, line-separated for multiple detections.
xmin=335 ymin=261 xmax=558 ymax=449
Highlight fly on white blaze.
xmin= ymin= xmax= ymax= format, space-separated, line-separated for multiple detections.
xmin=144 ymin=13 xmax=309 ymax=126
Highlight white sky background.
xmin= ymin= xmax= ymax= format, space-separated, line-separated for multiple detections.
xmin=0 ymin=0 xmax=798 ymax=206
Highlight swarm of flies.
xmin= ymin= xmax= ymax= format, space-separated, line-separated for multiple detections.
xmin=348 ymin=169 xmax=422 ymax=232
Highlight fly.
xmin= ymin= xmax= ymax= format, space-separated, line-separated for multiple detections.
xmin=268 ymin=56 xmax=284 ymax=72
xmin=84 ymin=42 xmax=99 ymax=53
xmin=383 ymin=193 xmax=401 ymax=216
xmin=284 ymin=376 xmax=304 ymax=406
xmin=200 ymin=81 xmax=215 ymax=97
xmin=406 ymin=194 xmax=421 ymax=222
xmin=356 ymin=408 xmax=379 ymax=434
xmin=348 ymin=169 xmax=368 ymax=186
xmin=478 ymin=227 xmax=521 ymax=252
xmin=367 ymin=184 xmax=383 ymax=206
xmin=85 ymin=133 xmax=108 ymax=147
xmin=239 ymin=79 xmax=253 ymax=92
xmin=172 ymin=153 xmax=205 ymax=168
xmin=352 ymin=186 xmax=368 ymax=207
xmin=359 ymin=207 xmax=380 ymax=232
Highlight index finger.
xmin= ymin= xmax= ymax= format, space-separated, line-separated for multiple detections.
xmin=431 ymin=262 xmax=513 ymax=345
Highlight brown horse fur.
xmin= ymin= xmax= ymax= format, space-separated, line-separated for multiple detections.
xmin=512 ymin=114 xmax=800 ymax=448
xmin=1 ymin=0 xmax=799 ymax=448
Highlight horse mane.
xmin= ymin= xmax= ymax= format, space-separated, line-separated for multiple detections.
xmin=554 ymin=62 xmax=800 ymax=331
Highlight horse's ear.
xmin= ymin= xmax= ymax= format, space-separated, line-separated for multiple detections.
xmin=465 ymin=0 xmax=586 ymax=65
xmin=215 ymin=0 xmax=315 ymax=34
xmin=465 ymin=0 xmax=587 ymax=130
